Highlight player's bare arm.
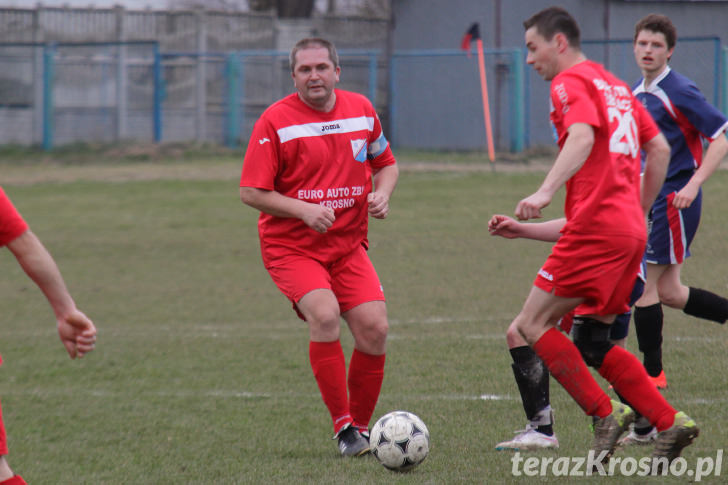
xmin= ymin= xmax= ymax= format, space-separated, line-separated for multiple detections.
xmin=515 ymin=123 xmax=594 ymax=220
xmin=672 ymin=130 xmax=728 ymax=210
xmin=6 ymin=230 xmax=97 ymax=359
xmin=240 ymin=186 xmax=335 ymax=233
xmin=640 ymin=131 xmax=670 ymax=214
xmin=368 ymin=163 xmax=399 ymax=219
xmin=489 ymin=215 xmax=565 ymax=242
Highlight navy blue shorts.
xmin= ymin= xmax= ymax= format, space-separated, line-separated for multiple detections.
xmin=609 ymin=275 xmax=645 ymax=341
xmin=646 ymin=176 xmax=701 ymax=265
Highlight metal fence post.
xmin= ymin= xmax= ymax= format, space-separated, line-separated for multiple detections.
xmin=42 ymin=43 xmax=55 ymax=151
xmin=195 ymin=9 xmax=207 ymax=143
xmin=153 ymin=45 xmax=163 ymax=143
xmin=225 ymin=52 xmax=241 ymax=149
xmin=723 ymin=46 xmax=728 ymax=115
xmin=510 ymin=48 xmax=525 ymax=152
xmin=368 ymin=52 xmax=377 ymax=104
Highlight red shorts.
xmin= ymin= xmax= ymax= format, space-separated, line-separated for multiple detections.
xmin=266 ymin=244 xmax=385 ymax=321
xmin=534 ymin=232 xmax=645 ymax=316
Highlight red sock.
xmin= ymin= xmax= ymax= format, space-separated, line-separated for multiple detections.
xmin=0 ymin=476 xmax=28 ymax=485
xmin=348 ymin=349 xmax=385 ymax=433
xmin=598 ymin=346 xmax=676 ymax=431
xmin=309 ymin=341 xmax=351 ymax=435
xmin=533 ymin=328 xmax=612 ymax=418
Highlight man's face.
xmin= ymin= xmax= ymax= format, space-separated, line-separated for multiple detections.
xmin=525 ymin=27 xmax=560 ymax=81
xmin=634 ymin=30 xmax=673 ymax=77
xmin=292 ymin=46 xmax=340 ymax=110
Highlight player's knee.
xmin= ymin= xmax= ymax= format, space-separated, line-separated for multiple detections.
xmin=572 ymin=317 xmax=614 ymax=368
xmin=306 ymin=307 xmax=341 ymax=332
xmin=657 ymin=282 xmax=687 ymax=308
xmin=505 ymin=321 xmax=522 ymax=346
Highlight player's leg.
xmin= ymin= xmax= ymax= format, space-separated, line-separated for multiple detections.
xmin=634 ymin=263 xmax=669 ymax=387
xmin=514 ymin=286 xmax=616 ymax=418
xmin=268 ymin=256 xmax=356 ymax=452
xmin=342 ymin=300 xmax=387 ymax=438
xmin=0 ymin=457 xmax=25 ymax=485
xmin=335 ymin=247 xmax=387 ymax=441
xmin=317 ymin=246 xmax=386 ymax=456
xmin=0 ymin=399 xmax=27 ymax=484
xmin=611 ymin=278 xmax=659 ymax=446
xmin=297 ymin=288 xmax=355 ymax=435
xmin=514 ymin=289 xmax=636 ymax=462
xmin=495 ymin=321 xmax=557 ymax=451
xmin=655 ymin=263 xmax=728 ymax=323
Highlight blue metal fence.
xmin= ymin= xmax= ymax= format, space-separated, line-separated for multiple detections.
xmin=0 ymin=38 xmax=724 ymax=152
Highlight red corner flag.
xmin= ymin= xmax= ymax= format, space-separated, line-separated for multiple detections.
xmin=460 ymin=22 xmax=480 ymax=57
xmin=461 ymin=22 xmax=495 ymax=163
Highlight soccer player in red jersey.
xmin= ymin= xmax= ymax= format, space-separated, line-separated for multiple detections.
xmin=501 ymin=6 xmax=697 ymax=466
xmin=239 ymin=38 xmax=398 ymax=457
xmin=0 ymin=187 xmax=97 ymax=484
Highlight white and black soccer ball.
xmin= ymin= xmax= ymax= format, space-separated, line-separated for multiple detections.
xmin=370 ymin=410 xmax=430 ymax=472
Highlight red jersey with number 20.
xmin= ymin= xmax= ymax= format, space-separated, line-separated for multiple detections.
xmin=550 ymin=60 xmax=660 ymax=237
xmin=240 ymin=90 xmax=396 ymax=267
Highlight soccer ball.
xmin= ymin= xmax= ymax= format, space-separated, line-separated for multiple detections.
xmin=370 ymin=410 xmax=430 ymax=472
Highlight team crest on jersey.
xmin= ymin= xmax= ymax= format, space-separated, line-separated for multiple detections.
xmin=351 ymin=139 xmax=367 ymax=162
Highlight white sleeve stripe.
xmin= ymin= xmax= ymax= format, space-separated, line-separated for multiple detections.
xmin=367 ymin=132 xmax=388 ymax=158
xmin=277 ymin=116 xmax=375 ymax=143
xmin=709 ymin=121 xmax=728 ymax=140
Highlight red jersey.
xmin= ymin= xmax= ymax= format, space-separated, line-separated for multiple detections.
xmin=550 ymin=60 xmax=660 ymax=237
xmin=0 ymin=187 xmax=28 ymax=247
xmin=240 ymin=90 xmax=396 ymax=266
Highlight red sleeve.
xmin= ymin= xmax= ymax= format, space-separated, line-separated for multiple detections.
xmin=551 ymin=73 xmax=601 ymax=131
xmin=240 ymin=114 xmax=280 ymax=190
xmin=0 ymin=187 xmax=28 ymax=247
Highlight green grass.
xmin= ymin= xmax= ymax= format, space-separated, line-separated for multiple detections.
xmin=1 ymin=156 xmax=727 ymax=483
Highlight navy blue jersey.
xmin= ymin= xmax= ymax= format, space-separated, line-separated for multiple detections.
xmin=633 ymin=67 xmax=728 ymax=181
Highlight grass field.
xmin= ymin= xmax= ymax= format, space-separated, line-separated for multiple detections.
xmin=1 ymin=150 xmax=727 ymax=484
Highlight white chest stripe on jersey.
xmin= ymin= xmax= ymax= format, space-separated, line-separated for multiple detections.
xmin=277 ymin=116 xmax=375 ymax=143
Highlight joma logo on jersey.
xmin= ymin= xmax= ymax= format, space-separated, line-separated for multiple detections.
xmin=321 ymin=123 xmax=341 ymax=132
xmin=538 ymin=268 xmax=554 ymax=281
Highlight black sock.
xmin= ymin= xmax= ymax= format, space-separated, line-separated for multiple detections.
xmin=536 ymin=423 xmax=554 ymax=436
xmin=509 ymin=346 xmax=552 ymax=434
xmin=634 ymin=303 xmax=663 ymax=377
xmin=683 ymin=287 xmax=728 ymax=323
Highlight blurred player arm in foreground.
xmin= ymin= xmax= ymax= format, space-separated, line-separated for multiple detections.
xmin=488 ymin=215 xmax=565 ymax=242
xmin=6 ymin=230 xmax=96 ymax=359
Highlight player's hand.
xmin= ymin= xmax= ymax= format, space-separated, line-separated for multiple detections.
xmin=488 ymin=214 xmax=522 ymax=239
xmin=515 ymin=191 xmax=550 ymax=221
xmin=367 ymin=192 xmax=390 ymax=219
xmin=672 ymin=185 xmax=698 ymax=210
xmin=302 ymin=204 xmax=336 ymax=233
xmin=57 ymin=309 xmax=97 ymax=359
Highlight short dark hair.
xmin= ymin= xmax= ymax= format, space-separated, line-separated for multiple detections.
xmin=634 ymin=14 xmax=677 ymax=51
xmin=523 ymin=6 xmax=581 ymax=49
xmin=289 ymin=37 xmax=339 ymax=72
